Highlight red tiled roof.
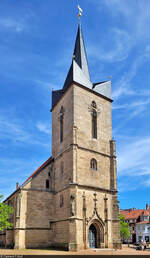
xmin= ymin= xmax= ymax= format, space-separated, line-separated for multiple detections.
xmin=142 ymin=210 xmax=150 ymax=216
xmin=120 ymin=209 xmax=145 ymax=219
xmin=22 ymin=156 xmax=53 ymax=186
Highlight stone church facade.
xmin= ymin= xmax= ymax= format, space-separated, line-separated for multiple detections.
xmin=0 ymin=23 xmax=121 ymax=251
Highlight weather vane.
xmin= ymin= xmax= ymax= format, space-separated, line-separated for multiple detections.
xmin=78 ymin=5 xmax=83 ymax=20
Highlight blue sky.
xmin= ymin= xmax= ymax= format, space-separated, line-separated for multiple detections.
xmin=0 ymin=0 xmax=150 ymax=210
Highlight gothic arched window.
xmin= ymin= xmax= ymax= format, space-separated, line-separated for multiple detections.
xmin=90 ymin=158 xmax=97 ymax=171
xmin=91 ymin=101 xmax=97 ymax=139
xmin=60 ymin=106 xmax=64 ymax=143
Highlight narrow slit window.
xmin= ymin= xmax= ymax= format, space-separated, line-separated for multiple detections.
xmin=46 ymin=179 xmax=49 ymax=189
xmin=91 ymin=101 xmax=97 ymax=139
xmin=60 ymin=106 xmax=64 ymax=143
xmin=60 ymin=194 xmax=64 ymax=207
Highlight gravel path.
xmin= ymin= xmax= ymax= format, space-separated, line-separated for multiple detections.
xmin=0 ymin=244 xmax=150 ymax=255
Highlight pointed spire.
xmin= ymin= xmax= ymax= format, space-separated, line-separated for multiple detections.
xmin=52 ymin=22 xmax=112 ymax=109
xmin=73 ymin=24 xmax=91 ymax=81
xmin=63 ymin=24 xmax=92 ymax=91
xmin=52 ymin=11 xmax=112 ymax=109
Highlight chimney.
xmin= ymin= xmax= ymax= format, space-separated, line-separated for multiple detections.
xmin=133 ymin=207 xmax=136 ymax=210
xmin=16 ymin=182 xmax=19 ymax=190
xmin=146 ymin=204 xmax=149 ymax=210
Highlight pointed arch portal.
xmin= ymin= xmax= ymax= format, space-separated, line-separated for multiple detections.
xmin=88 ymin=220 xmax=104 ymax=248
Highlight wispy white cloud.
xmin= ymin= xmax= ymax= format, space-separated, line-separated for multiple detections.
xmin=0 ymin=156 xmax=49 ymax=199
xmin=112 ymin=45 xmax=150 ymax=99
xmin=112 ymin=104 xmax=147 ymax=135
xmin=143 ymin=178 xmax=150 ymax=187
xmin=103 ymin=0 xmax=150 ymax=40
xmin=0 ymin=157 xmax=45 ymax=178
xmin=116 ymin=135 xmax=150 ymax=194
xmin=113 ymin=99 xmax=150 ymax=110
xmin=34 ymin=79 xmax=60 ymax=91
xmin=88 ymin=28 xmax=131 ymax=63
xmin=36 ymin=122 xmax=50 ymax=134
xmin=112 ymin=98 xmax=150 ymax=134
xmin=88 ymin=0 xmax=150 ymax=100
xmin=0 ymin=114 xmax=29 ymax=143
xmin=0 ymin=18 xmax=24 ymax=32
xmin=0 ymin=111 xmax=49 ymax=148
xmin=34 ymin=80 xmax=52 ymax=90
xmin=112 ymin=87 xmax=134 ymax=100
xmin=117 ymin=136 xmax=150 ymax=177
xmin=103 ymin=0 xmax=138 ymax=18
xmin=112 ymin=88 xmax=150 ymax=101
xmin=117 ymin=181 xmax=139 ymax=193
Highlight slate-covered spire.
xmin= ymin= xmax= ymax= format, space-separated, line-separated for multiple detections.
xmin=52 ymin=22 xmax=112 ymax=109
xmin=73 ymin=23 xmax=90 ymax=81
xmin=63 ymin=24 xmax=92 ymax=91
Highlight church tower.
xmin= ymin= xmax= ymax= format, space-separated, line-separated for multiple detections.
xmin=0 ymin=10 xmax=122 ymax=251
xmin=51 ymin=20 xmax=121 ymax=251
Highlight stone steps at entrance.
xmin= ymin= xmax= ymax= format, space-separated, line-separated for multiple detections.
xmin=93 ymin=248 xmax=115 ymax=252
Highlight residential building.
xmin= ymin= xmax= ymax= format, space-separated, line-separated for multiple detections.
xmin=136 ymin=221 xmax=150 ymax=243
xmin=120 ymin=204 xmax=150 ymax=243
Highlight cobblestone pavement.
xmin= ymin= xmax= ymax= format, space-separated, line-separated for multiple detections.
xmin=0 ymin=245 xmax=150 ymax=255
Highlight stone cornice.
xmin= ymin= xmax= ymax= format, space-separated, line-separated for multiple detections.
xmin=54 ymin=183 xmax=117 ymax=195
xmin=53 ymin=143 xmax=116 ymax=161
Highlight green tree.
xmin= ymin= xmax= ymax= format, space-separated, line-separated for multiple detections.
xmin=0 ymin=195 xmax=14 ymax=231
xmin=120 ymin=214 xmax=130 ymax=242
